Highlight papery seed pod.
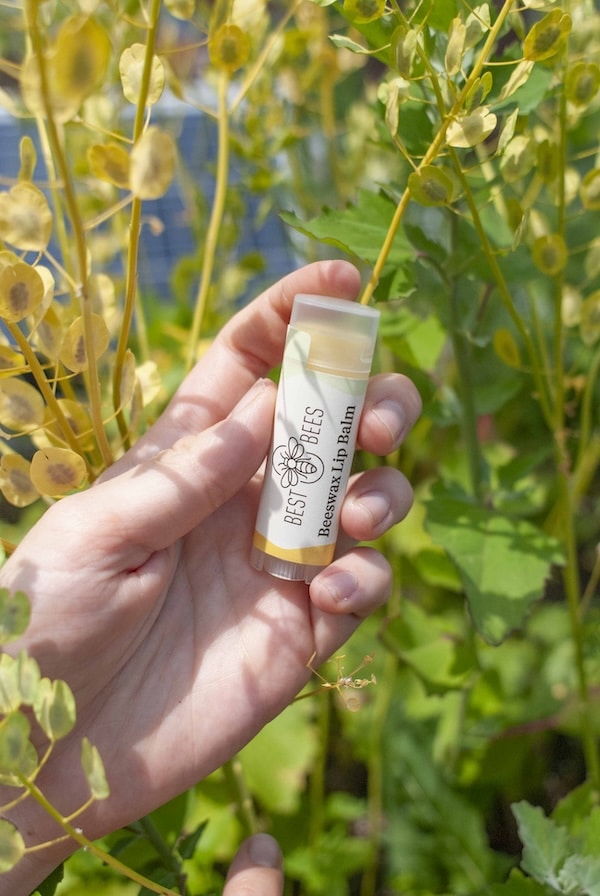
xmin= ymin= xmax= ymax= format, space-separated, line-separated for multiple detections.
xmin=208 ymin=23 xmax=251 ymax=74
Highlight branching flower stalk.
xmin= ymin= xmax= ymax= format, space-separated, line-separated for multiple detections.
xmin=16 ymin=772 xmax=182 ymax=896
xmin=359 ymin=0 xmax=517 ymax=307
xmin=24 ymin=0 xmax=113 ymax=470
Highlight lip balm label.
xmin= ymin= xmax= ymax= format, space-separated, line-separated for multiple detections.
xmin=252 ymin=327 xmax=369 ymax=569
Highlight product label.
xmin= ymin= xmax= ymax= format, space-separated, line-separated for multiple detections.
xmin=253 ymin=328 xmax=368 ymax=567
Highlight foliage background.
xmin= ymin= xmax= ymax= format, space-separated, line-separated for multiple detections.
xmin=0 ymin=0 xmax=599 ymax=894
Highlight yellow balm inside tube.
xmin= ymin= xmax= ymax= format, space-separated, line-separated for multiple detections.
xmin=251 ymin=294 xmax=380 ymax=583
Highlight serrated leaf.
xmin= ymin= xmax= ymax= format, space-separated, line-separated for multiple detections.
xmin=559 ymin=854 xmax=600 ymax=896
xmin=81 ymin=737 xmax=110 ymax=800
xmin=281 ymin=190 xmax=412 ymax=273
xmin=512 ymin=801 xmax=572 ymax=887
xmin=425 ymin=489 xmax=564 ymax=643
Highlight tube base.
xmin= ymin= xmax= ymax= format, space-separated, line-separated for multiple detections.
xmin=250 ymin=546 xmax=322 ymax=584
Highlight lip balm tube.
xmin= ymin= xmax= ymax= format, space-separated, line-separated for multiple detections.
xmin=251 ymin=293 xmax=380 ymax=583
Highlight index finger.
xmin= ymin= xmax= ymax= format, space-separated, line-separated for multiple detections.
xmin=105 ymin=260 xmax=361 ymax=479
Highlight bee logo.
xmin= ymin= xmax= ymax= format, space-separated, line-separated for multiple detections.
xmin=272 ymin=437 xmax=325 ymax=488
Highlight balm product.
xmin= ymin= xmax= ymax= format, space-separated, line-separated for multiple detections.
xmin=251 ymin=293 xmax=380 ymax=583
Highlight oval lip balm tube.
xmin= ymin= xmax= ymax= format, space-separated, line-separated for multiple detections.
xmin=251 ymin=293 xmax=380 ymax=584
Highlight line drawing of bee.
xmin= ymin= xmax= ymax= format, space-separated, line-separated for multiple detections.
xmin=272 ymin=436 xmax=325 ymax=488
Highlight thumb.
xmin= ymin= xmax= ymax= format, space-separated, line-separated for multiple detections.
xmin=224 ymin=835 xmax=283 ymax=896
xmin=89 ymin=378 xmax=275 ymax=554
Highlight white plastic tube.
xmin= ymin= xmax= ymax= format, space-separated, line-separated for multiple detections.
xmin=251 ymin=293 xmax=380 ymax=583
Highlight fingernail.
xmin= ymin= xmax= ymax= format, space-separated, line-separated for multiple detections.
xmin=319 ymin=569 xmax=358 ymax=604
xmin=372 ymin=399 xmax=406 ymax=449
xmin=234 ymin=379 xmax=269 ymax=414
xmin=355 ymin=490 xmax=392 ymax=532
xmin=248 ymin=834 xmax=282 ymax=869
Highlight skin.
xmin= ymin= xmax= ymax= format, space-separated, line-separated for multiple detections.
xmin=0 ymin=261 xmax=421 ymax=894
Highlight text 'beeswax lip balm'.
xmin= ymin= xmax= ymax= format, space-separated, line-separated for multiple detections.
xmin=251 ymin=293 xmax=380 ymax=584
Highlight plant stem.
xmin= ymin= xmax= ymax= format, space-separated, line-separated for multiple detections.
xmin=557 ymin=472 xmax=600 ymax=789
xmin=223 ymin=757 xmax=258 ymax=838
xmin=17 ymin=774 xmax=182 ymax=896
xmin=24 ymin=0 xmax=112 ymax=469
xmin=137 ymin=814 xmax=189 ymax=895
xmin=185 ymin=71 xmax=230 ymax=372
xmin=7 ymin=323 xmax=93 ymax=479
xmin=112 ymin=0 xmax=162 ymax=449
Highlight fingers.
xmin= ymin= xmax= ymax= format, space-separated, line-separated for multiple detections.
xmin=224 ymin=835 xmax=283 ymax=896
xmin=104 ymin=260 xmax=361 ymax=478
xmin=358 ymin=372 xmax=422 ymax=455
xmin=81 ymin=379 xmax=276 ymax=558
xmin=308 ymin=547 xmax=393 ymax=661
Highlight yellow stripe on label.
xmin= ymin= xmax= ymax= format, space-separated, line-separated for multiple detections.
xmin=253 ymin=532 xmax=335 ymax=566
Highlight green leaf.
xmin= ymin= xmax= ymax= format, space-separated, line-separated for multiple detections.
xmin=34 ymin=677 xmax=76 ymax=741
xmin=488 ymin=868 xmax=550 ymax=896
xmin=0 ymin=818 xmax=25 ymax=872
xmin=559 ymin=855 xmax=600 ymax=896
xmin=512 ymin=801 xmax=572 ymax=887
xmin=81 ymin=737 xmax=110 ymax=800
xmin=0 ymin=710 xmax=31 ymax=772
xmin=0 ymin=588 xmax=31 ymax=644
xmin=240 ymin=699 xmax=317 ymax=814
xmin=33 ymin=863 xmax=64 ymax=896
xmin=281 ymin=189 xmax=413 ymax=274
xmin=178 ymin=820 xmax=209 ymax=860
xmin=424 ymin=487 xmax=564 ymax=643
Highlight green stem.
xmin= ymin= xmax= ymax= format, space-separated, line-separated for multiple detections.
xmin=308 ymin=691 xmax=330 ymax=847
xmin=17 ymin=774 xmax=181 ymax=896
xmin=185 ymin=72 xmax=230 ymax=372
xmin=447 ymin=276 xmax=488 ymax=501
xmin=137 ymin=815 xmax=189 ymax=895
xmin=558 ymin=473 xmax=600 ymax=789
xmin=112 ymin=0 xmax=162 ymax=449
xmin=223 ymin=757 xmax=258 ymax=838
xmin=24 ymin=0 xmax=112 ymax=469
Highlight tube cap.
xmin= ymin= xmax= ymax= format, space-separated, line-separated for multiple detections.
xmin=290 ymin=294 xmax=379 ymax=376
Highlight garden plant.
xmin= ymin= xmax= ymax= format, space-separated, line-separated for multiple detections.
xmin=0 ymin=0 xmax=599 ymax=893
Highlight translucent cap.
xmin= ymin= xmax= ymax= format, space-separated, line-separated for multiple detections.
xmin=290 ymin=294 xmax=380 ymax=376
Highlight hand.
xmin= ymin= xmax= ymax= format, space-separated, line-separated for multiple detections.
xmin=224 ymin=835 xmax=283 ymax=896
xmin=0 ymin=261 xmax=421 ymax=892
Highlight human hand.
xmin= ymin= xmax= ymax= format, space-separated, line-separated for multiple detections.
xmin=0 ymin=260 xmax=421 ymax=892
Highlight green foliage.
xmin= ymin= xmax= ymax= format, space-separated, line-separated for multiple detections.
xmin=0 ymin=0 xmax=599 ymax=893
